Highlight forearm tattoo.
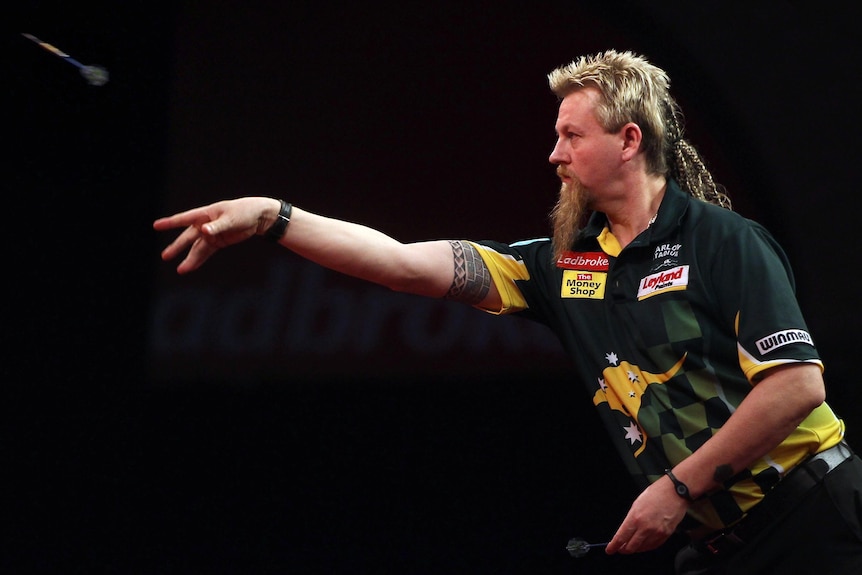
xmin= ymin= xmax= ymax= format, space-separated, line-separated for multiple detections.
xmin=445 ymin=240 xmax=491 ymax=304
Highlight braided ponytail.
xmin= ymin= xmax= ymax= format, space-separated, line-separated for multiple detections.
xmin=664 ymin=97 xmax=732 ymax=209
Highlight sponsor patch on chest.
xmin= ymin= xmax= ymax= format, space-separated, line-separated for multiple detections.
xmin=556 ymin=251 xmax=610 ymax=271
xmin=637 ymin=265 xmax=689 ymax=300
xmin=561 ymin=270 xmax=607 ymax=299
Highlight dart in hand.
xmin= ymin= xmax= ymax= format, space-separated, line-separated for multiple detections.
xmin=566 ymin=537 xmax=610 ymax=558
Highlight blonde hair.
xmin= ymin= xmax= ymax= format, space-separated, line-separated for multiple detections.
xmin=548 ymin=50 xmax=731 ymax=209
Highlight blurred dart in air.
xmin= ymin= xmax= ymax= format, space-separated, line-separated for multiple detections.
xmin=22 ymin=32 xmax=109 ymax=86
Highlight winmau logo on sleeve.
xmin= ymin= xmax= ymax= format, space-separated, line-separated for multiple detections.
xmin=755 ymin=329 xmax=814 ymax=354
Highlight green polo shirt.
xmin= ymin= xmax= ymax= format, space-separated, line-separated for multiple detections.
xmin=471 ymin=180 xmax=844 ymax=531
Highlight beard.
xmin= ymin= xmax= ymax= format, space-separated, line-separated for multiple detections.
xmin=550 ymin=169 xmax=590 ymax=263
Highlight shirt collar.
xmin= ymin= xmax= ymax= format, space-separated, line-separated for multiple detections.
xmin=580 ymin=178 xmax=690 ymax=245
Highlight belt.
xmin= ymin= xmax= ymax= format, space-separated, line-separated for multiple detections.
xmin=696 ymin=441 xmax=854 ymax=556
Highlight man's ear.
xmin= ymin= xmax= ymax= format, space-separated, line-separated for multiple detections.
xmin=620 ymin=122 xmax=642 ymax=160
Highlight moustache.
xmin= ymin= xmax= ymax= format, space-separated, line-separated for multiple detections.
xmin=556 ymin=166 xmax=579 ymax=182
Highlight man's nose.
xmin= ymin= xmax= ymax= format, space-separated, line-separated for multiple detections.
xmin=548 ymin=139 xmax=567 ymax=164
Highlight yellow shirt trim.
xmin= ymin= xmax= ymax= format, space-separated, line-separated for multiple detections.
xmin=468 ymin=241 xmax=530 ymax=315
xmin=596 ymin=226 xmax=622 ymax=257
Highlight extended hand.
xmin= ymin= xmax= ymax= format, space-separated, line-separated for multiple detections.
xmin=153 ymin=197 xmax=280 ymax=274
xmin=605 ymin=474 xmax=688 ymax=555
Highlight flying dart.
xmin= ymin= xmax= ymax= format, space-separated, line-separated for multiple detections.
xmin=22 ymin=32 xmax=109 ymax=86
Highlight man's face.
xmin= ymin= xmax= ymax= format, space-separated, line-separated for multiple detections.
xmin=549 ymin=87 xmax=625 ymax=206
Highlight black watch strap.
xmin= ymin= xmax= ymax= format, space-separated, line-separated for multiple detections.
xmin=265 ymin=200 xmax=292 ymax=241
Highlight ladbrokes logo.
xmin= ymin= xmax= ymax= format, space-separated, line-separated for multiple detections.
xmin=556 ymin=251 xmax=610 ymax=271
xmin=637 ymin=265 xmax=689 ymax=300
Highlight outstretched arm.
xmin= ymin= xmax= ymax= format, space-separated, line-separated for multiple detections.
xmin=153 ymin=196 xmax=501 ymax=307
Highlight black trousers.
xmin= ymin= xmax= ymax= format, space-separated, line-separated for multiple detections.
xmin=675 ymin=455 xmax=862 ymax=575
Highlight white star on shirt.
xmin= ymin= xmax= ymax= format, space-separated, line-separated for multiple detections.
xmin=605 ymin=352 xmax=619 ymax=366
xmin=598 ymin=377 xmax=608 ymax=391
xmin=623 ymin=422 xmax=642 ymax=445
xmin=627 ymin=370 xmax=639 ymax=383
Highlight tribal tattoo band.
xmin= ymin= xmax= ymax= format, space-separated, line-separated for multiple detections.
xmin=445 ymin=240 xmax=491 ymax=304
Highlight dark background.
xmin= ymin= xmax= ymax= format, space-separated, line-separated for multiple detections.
xmin=6 ymin=2 xmax=860 ymax=573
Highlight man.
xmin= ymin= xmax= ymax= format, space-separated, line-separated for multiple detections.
xmin=154 ymin=50 xmax=862 ymax=574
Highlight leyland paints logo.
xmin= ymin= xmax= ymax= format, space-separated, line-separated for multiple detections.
xmin=636 ymin=265 xmax=689 ymax=300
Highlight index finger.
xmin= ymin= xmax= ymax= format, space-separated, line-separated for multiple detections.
xmin=153 ymin=206 xmax=214 ymax=231
xmin=605 ymin=524 xmax=636 ymax=555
